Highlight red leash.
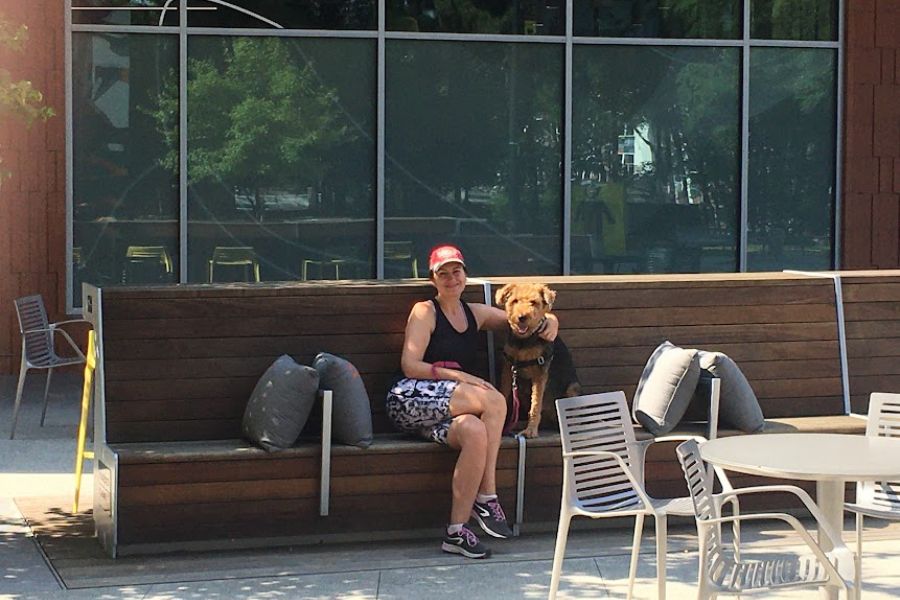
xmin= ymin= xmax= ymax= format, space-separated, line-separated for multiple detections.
xmin=503 ymin=367 xmax=520 ymax=435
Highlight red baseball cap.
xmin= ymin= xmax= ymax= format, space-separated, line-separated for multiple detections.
xmin=428 ymin=244 xmax=466 ymax=273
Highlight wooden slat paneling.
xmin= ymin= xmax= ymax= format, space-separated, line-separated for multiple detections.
xmin=841 ymin=274 xmax=900 ymax=413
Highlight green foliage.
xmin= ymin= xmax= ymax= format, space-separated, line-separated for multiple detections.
xmin=0 ymin=12 xmax=56 ymax=180
xmin=148 ymin=37 xmax=352 ymax=217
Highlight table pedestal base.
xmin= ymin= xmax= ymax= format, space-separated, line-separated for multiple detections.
xmin=816 ymin=480 xmax=845 ymax=600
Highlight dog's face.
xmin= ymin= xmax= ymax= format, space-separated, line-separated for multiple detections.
xmin=495 ymin=283 xmax=557 ymax=337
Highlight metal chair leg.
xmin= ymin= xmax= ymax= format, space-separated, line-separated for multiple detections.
xmin=627 ymin=513 xmax=645 ymax=600
xmin=656 ymin=513 xmax=668 ymax=600
xmin=9 ymin=358 xmax=28 ymax=439
xmin=548 ymin=510 xmax=572 ymax=599
xmin=40 ymin=367 xmax=54 ymax=426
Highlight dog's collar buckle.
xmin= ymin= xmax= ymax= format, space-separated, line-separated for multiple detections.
xmin=536 ymin=355 xmax=546 ymax=366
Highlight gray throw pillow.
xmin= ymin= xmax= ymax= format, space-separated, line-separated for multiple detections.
xmin=313 ymin=352 xmax=373 ymax=448
xmin=633 ymin=341 xmax=701 ymax=435
xmin=242 ymin=354 xmax=319 ymax=452
xmin=698 ymin=351 xmax=765 ymax=433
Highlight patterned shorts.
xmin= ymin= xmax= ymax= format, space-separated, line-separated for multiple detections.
xmin=385 ymin=378 xmax=459 ymax=445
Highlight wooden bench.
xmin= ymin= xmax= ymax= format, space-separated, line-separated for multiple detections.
xmin=82 ymin=271 xmax=900 ymax=557
xmin=83 ymin=280 xmax=517 ymax=556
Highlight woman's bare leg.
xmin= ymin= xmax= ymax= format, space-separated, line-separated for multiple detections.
xmin=446 ymin=414 xmax=487 ymax=524
xmin=449 ymin=383 xmax=507 ymax=495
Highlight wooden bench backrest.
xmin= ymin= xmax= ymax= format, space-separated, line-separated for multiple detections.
xmin=492 ymin=273 xmax=846 ymax=418
xmin=96 ymin=281 xmax=489 ymax=443
xmin=94 ymin=271 xmax=896 ymax=445
xmin=841 ymin=271 xmax=900 ymax=413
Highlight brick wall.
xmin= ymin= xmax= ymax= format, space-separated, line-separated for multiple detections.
xmin=0 ymin=0 xmax=67 ymax=374
xmin=843 ymin=0 xmax=900 ymax=268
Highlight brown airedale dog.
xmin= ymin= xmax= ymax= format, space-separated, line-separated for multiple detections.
xmin=495 ymin=283 xmax=582 ymax=438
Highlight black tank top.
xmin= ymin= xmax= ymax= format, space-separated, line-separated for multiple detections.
xmin=423 ymin=299 xmax=479 ymax=375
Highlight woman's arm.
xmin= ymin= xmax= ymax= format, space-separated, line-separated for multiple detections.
xmin=400 ymin=301 xmax=437 ymax=379
xmin=470 ymin=303 xmax=508 ymax=331
xmin=471 ymin=302 xmax=559 ymax=341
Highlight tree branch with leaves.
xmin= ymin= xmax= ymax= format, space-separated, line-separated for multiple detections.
xmin=0 ymin=12 xmax=55 ymax=180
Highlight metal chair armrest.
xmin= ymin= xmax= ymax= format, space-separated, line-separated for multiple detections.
xmin=562 ymin=450 xmax=654 ymax=507
xmin=638 ymin=434 xmax=707 ymax=446
xmin=719 ymin=484 xmax=845 ymax=548
xmin=53 ymin=328 xmax=87 ymax=361
xmin=50 ymin=318 xmax=90 ymax=329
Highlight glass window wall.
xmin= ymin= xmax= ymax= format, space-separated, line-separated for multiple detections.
xmin=387 ymin=0 xmax=564 ymax=35
xmin=573 ymin=0 xmax=741 ymax=38
xmin=385 ymin=40 xmax=564 ymax=277
xmin=571 ymin=45 xmax=740 ymax=274
xmin=66 ymin=2 xmax=843 ymax=307
xmin=187 ymin=0 xmax=376 ymax=30
xmin=750 ymin=0 xmax=837 ymax=41
xmin=72 ymin=1 xmax=180 ymax=26
xmin=72 ymin=33 xmax=179 ymax=304
xmin=747 ymin=47 xmax=837 ymax=271
xmin=182 ymin=36 xmax=376 ymax=282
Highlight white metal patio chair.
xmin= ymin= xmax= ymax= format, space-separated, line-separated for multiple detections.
xmin=10 ymin=295 xmax=88 ymax=439
xmin=676 ymin=439 xmax=860 ymax=599
xmin=549 ymin=390 xmax=737 ymax=600
xmin=844 ymin=392 xmax=900 ymax=591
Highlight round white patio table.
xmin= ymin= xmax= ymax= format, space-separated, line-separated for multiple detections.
xmin=701 ymin=433 xmax=900 ymax=600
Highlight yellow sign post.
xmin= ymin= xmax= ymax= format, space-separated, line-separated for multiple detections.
xmin=73 ymin=329 xmax=96 ymax=513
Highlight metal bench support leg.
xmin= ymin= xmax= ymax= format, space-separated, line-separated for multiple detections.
xmin=320 ymin=389 xmax=333 ymax=517
xmin=515 ymin=434 xmax=526 ymax=536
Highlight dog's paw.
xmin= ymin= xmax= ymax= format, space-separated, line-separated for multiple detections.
xmin=520 ymin=425 xmax=540 ymax=438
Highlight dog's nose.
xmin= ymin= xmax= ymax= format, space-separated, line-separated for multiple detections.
xmin=517 ymin=315 xmax=527 ymax=323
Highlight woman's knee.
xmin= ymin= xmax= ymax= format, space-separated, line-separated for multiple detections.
xmin=482 ymin=388 xmax=507 ymax=418
xmin=450 ymin=414 xmax=488 ymax=449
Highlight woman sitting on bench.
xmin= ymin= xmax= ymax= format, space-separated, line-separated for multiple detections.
xmin=385 ymin=244 xmax=559 ymax=559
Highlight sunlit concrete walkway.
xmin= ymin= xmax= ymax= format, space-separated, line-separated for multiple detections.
xmin=2 ymin=373 xmax=900 ymax=599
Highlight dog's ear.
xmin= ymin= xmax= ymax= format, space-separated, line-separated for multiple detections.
xmin=495 ymin=284 xmax=514 ymax=307
xmin=540 ymin=285 xmax=557 ymax=310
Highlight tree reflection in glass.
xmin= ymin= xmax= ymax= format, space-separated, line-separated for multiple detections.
xmin=385 ymin=40 xmax=563 ymax=276
xmin=573 ymin=0 xmax=740 ymax=39
xmin=571 ymin=45 xmax=740 ymax=274
xmin=750 ymin=0 xmax=836 ymax=41
xmin=747 ymin=48 xmax=836 ymax=271
xmin=148 ymin=36 xmax=376 ymax=282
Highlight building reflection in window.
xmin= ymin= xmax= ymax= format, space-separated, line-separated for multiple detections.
xmin=571 ymin=45 xmax=740 ymax=274
xmin=72 ymin=33 xmax=179 ymax=305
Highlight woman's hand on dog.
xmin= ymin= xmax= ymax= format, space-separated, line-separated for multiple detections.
xmin=459 ymin=372 xmax=497 ymax=391
xmin=538 ymin=313 xmax=559 ymax=342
